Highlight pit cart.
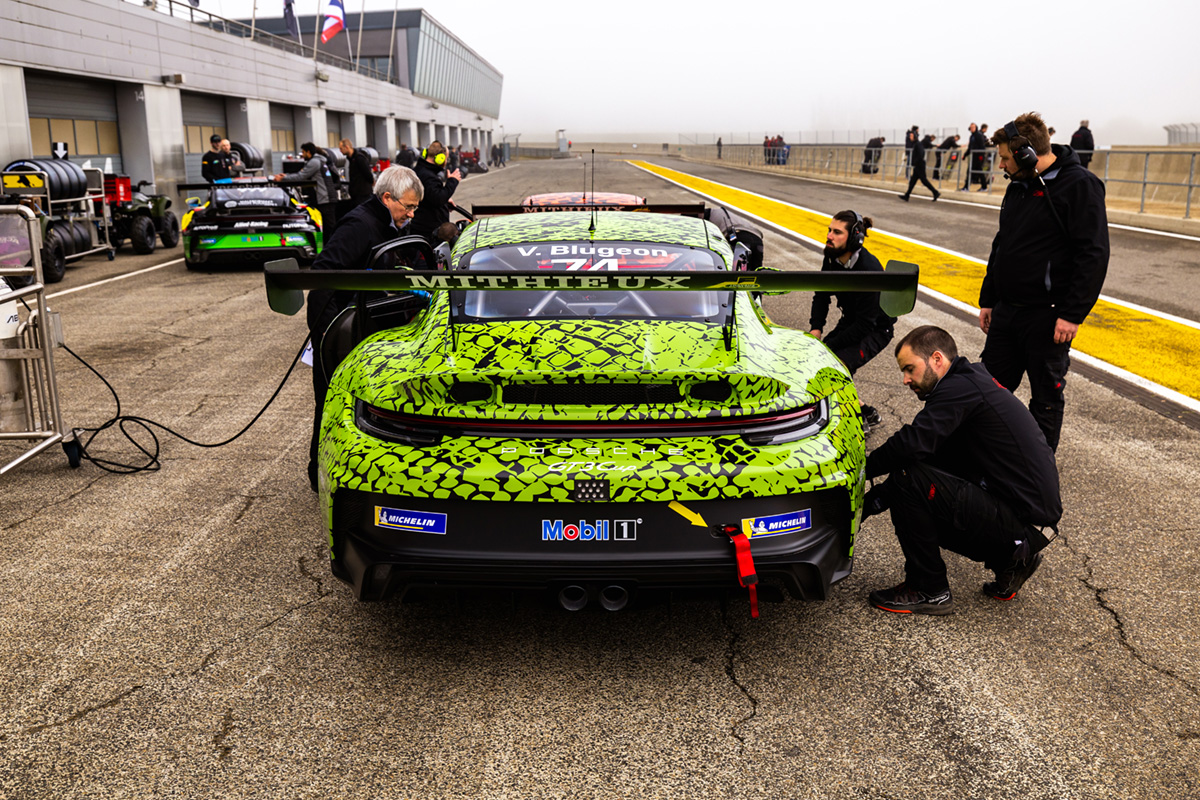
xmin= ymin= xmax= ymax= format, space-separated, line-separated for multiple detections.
xmin=2 ymin=159 xmax=115 ymax=283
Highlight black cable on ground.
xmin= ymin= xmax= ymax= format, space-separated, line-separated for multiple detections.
xmin=59 ymin=335 xmax=309 ymax=475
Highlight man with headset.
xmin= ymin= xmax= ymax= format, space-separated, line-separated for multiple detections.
xmin=410 ymin=141 xmax=461 ymax=245
xmin=809 ymin=210 xmax=896 ymax=430
xmin=863 ymin=326 xmax=1061 ymax=615
xmin=979 ymin=112 xmax=1108 ymax=451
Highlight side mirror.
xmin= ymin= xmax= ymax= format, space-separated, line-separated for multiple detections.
xmin=185 ymin=197 xmax=202 ymax=209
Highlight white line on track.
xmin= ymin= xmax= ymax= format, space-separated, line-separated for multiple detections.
xmin=631 ymin=161 xmax=1200 ymax=415
xmin=47 ymin=258 xmax=184 ymax=299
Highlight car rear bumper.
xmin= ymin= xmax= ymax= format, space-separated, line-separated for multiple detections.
xmin=186 ymin=241 xmax=318 ymax=265
xmin=328 ymin=486 xmax=855 ymax=602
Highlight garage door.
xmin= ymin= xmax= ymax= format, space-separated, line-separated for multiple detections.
xmin=181 ymin=92 xmax=227 ymax=183
xmin=269 ymin=104 xmax=298 ymax=174
xmin=25 ymin=71 xmax=124 ymax=175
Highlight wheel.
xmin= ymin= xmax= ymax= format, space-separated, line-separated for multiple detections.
xmin=40 ymin=228 xmax=67 ymax=283
xmin=129 ymin=215 xmax=157 ymax=255
xmin=159 ymin=211 xmax=181 ymax=248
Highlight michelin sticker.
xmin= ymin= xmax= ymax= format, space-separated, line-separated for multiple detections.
xmin=375 ymin=506 xmax=447 ymax=535
xmin=742 ymin=509 xmax=811 ymax=539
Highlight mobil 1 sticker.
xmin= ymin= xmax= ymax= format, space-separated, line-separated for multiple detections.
xmin=375 ymin=506 xmax=447 ymax=535
xmin=742 ymin=509 xmax=811 ymax=539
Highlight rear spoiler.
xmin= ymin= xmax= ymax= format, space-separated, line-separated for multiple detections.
xmin=472 ymin=203 xmax=708 ymax=217
xmin=264 ymin=259 xmax=919 ymax=319
xmin=177 ymin=180 xmax=317 ymax=192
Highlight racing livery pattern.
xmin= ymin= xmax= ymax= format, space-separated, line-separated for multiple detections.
xmin=304 ymin=210 xmax=895 ymax=603
xmin=521 ymin=192 xmax=647 ymax=209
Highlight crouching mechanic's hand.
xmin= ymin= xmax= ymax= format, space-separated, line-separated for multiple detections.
xmin=861 ymin=482 xmax=890 ymax=520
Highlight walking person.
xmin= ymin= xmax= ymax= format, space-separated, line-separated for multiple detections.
xmin=1070 ymin=120 xmax=1095 ymax=169
xmin=862 ymin=326 xmax=1061 ymax=615
xmin=978 ymin=112 xmax=1109 ymax=451
xmin=898 ymin=134 xmax=940 ymax=201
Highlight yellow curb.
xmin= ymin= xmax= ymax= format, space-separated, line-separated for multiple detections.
xmin=632 ymin=160 xmax=1200 ymax=402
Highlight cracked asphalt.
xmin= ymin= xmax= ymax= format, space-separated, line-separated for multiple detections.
xmin=1 ymin=156 xmax=1198 ymax=799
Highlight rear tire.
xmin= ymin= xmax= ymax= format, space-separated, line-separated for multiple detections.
xmin=40 ymin=229 xmax=67 ymax=283
xmin=159 ymin=211 xmax=181 ymax=248
xmin=130 ymin=215 xmax=157 ymax=255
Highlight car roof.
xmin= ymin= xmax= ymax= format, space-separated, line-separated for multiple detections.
xmin=461 ymin=210 xmax=721 ymax=252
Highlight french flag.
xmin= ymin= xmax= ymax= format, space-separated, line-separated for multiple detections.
xmin=320 ymin=0 xmax=345 ymax=43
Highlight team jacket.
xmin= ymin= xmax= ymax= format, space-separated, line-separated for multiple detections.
xmin=866 ymin=357 xmax=1062 ymax=527
xmin=411 ymin=158 xmax=459 ymax=237
xmin=347 ymin=149 xmax=375 ymax=203
xmin=306 ymin=194 xmax=401 ymax=334
xmin=200 ymin=150 xmax=235 ymax=182
xmin=979 ymin=144 xmax=1109 ymax=324
xmin=808 ymin=247 xmax=896 ymax=338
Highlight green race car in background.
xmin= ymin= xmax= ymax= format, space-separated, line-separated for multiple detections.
xmin=265 ymin=209 xmax=918 ymax=613
xmin=181 ymin=181 xmax=323 ymax=270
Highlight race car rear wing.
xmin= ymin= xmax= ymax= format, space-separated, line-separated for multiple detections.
xmin=263 ymin=259 xmax=919 ymax=319
xmin=471 ymin=203 xmax=708 ymax=217
xmin=177 ymin=180 xmax=318 ymax=192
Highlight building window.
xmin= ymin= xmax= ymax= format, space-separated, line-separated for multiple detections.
xmin=28 ymin=117 xmax=122 ymax=158
xmin=184 ymin=125 xmax=227 ymax=154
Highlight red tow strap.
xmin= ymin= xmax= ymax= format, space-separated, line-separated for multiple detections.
xmin=724 ymin=526 xmax=759 ymax=618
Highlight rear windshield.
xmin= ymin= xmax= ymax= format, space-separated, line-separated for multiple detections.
xmin=453 ymin=241 xmax=727 ymax=322
xmin=213 ymin=187 xmax=290 ymax=209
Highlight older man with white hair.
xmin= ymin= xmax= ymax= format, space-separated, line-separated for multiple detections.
xmin=304 ymin=165 xmax=424 ymax=491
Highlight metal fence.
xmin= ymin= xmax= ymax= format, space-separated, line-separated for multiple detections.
xmin=145 ymin=0 xmax=392 ymax=83
xmin=681 ymin=130 xmax=958 ymax=146
xmin=685 ymin=144 xmax=1200 ymax=219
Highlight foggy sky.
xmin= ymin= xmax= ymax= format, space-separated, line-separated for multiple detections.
xmin=167 ymin=0 xmax=1198 ymax=147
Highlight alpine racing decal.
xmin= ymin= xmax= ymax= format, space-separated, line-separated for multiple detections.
xmin=375 ymin=506 xmax=447 ymax=535
xmin=742 ymin=509 xmax=812 ymax=538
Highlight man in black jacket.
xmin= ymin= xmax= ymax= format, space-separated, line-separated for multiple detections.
xmin=864 ymin=326 xmax=1061 ymax=615
xmin=979 ymin=112 xmax=1108 ymax=451
xmin=200 ymin=134 xmax=236 ymax=183
xmin=960 ymin=122 xmax=991 ymax=191
xmin=338 ymin=138 xmax=375 ymax=208
xmin=898 ymin=134 xmax=941 ymax=202
xmin=410 ymin=141 xmax=462 ymax=245
xmin=1069 ymin=120 xmax=1095 ymax=168
xmin=304 ymin=165 xmax=424 ymax=491
xmin=809 ymin=210 xmax=896 ymax=429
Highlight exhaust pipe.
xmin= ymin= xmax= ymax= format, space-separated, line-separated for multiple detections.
xmin=558 ymin=584 xmax=588 ymax=611
xmin=598 ymin=584 xmax=629 ymax=612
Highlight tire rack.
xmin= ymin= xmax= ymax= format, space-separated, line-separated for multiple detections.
xmin=0 ymin=165 xmax=115 ymax=263
xmin=0 ymin=204 xmax=71 ymax=474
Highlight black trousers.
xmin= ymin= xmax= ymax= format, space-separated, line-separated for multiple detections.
xmin=981 ymin=303 xmax=1071 ymax=451
xmin=881 ymin=462 xmax=1048 ymax=594
xmin=824 ymin=324 xmax=893 ymax=376
xmin=904 ymin=166 xmax=937 ymax=197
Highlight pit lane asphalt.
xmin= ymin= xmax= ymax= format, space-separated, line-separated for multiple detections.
xmin=1 ymin=156 xmax=1197 ymax=799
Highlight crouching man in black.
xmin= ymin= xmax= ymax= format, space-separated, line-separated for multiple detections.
xmin=863 ymin=326 xmax=1061 ymax=615
xmin=305 ymin=165 xmax=423 ymax=491
xmin=809 ymin=210 xmax=895 ymax=430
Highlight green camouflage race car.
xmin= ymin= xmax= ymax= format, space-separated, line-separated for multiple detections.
xmin=181 ymin=181 xmax=323 ymax=269
xmin=265 ymin=208 xmax=918 ymax=614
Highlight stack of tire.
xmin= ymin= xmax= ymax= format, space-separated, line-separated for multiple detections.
xmin=228 ymin=142 xmax=265 ymax=173
xmin=360 ymin=147 xmax=380 ymax=167
xmin=3 ymin=159 xmax=94 ymax=283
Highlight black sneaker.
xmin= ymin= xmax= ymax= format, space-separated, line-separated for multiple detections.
xmin=869 ymin=583 xmax=954 ymax=615
xmin=861 ymin=405 xmax=882 ymax=428
xmin=897 ymin=194 xmax=910 ymax=202
xmin=983 ymin=551 xmax=1043 ymax=600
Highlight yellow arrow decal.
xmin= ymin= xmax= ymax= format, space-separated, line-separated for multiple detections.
xmin=669 ymin=500 xmax=709 ymax=528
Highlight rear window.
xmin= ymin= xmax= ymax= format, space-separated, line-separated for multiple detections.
xmin=213 ymin=186 xmax=290 ymax=210
xmin=453 ymin=241 xmax=727 ymax=322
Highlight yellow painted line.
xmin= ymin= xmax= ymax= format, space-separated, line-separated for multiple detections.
xmin=631 ymin=160 xmax=1200 ymax=405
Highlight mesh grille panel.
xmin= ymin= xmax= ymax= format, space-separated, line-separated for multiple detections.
xmin=503 ymin=383 xmax=682 ymax=405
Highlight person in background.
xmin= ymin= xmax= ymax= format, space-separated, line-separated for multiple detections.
xmin=898 ymin=134 xmax=941 ymax=202
xmin=273 ymin=142 xmax=336 ymax=237
xmin=338 ymin=138 xmax=374 ymax=210
xmin=201 ymin=134 xmax=235 ymax=183
xmin=1070 ymin=120 xmax=1095 ymax=169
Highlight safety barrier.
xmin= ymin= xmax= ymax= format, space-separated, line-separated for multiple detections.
xmin=0 ymin=205 xmax=70 ymax=475
xmin=682 ymin=144 xmax=1200 ymax=219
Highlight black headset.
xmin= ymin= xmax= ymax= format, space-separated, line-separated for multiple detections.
xmin=847 ymin=210 xmax=866 ymax=251
xmin=1003 ymin=121 xmax=1040 ymax=171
